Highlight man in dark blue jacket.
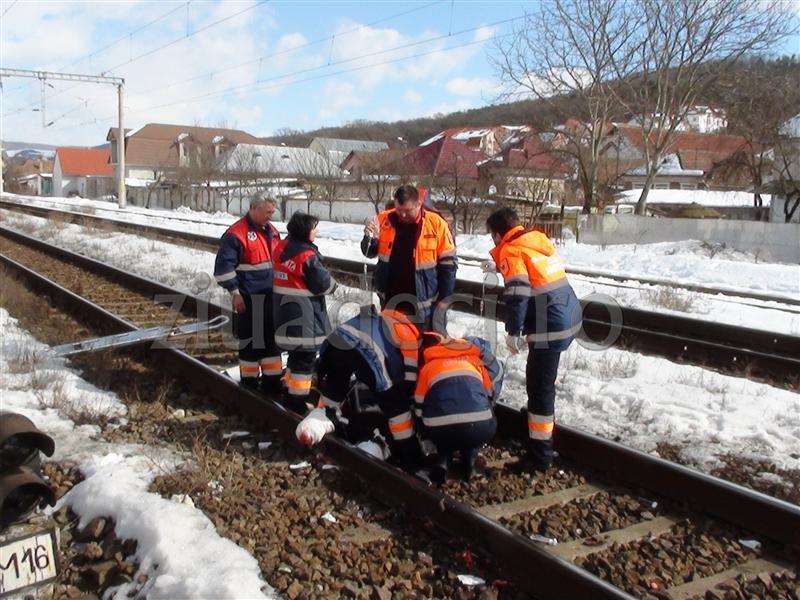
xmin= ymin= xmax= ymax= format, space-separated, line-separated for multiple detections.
xmin=214 ymin=193 xmax=282 ymax=393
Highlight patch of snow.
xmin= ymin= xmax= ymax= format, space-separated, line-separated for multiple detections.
xmin=617 ymin=189 xmax=771 ymax=207
xmin=0 ymin=310 xmax=275 ymax=599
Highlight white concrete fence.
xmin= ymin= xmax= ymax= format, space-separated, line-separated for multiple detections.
xmin=577 ymin=214 xmax=800 ymax=263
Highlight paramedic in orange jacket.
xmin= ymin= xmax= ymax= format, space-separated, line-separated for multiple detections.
xmin=214 ymin=193 xmax=282 ymax=393
xmin=486 ymin=208 xmax=582 ymax=470
xmin=361 ymin=185 xmax=456 ymax=330
xmin=414 ymin=333 xmax=503 ymax=482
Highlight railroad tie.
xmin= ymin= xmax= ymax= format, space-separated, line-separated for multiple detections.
xmin=477 ymin=483 xmax=604 ymax=521
xmin=549 ymin=515 xmax=678 ymax=561
xmin=664 ymin=557 xmax=794 ymax=599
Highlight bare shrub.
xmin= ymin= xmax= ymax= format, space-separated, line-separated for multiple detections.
xmin=34 ymin=372 xmax=68 ymax=408
xmin=642 ymin=287 xmax=698 ymax=312
xmin=595 ymin=353 xmax=639 ymax=379
xmin=5 ymin=344 xmax=46 ymax=374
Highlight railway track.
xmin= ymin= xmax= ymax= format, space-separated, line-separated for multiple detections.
xmin=1 ymin=198 xmax=799 ymax=389
xmin=4 ymin=196 xmax=800 ymax=309
xmin=0 ymin=225 xmax=798 ymax=599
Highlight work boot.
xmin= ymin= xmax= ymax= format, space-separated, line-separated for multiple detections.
xmin=459 ymin=448 xmax=479 ymax=482
xmin=260 ymin=375 xmax=283 ymax=396
xmin=283 ymin=393 xmax=312 ymax=416
xmin=240 ymin=376 xmax=260 ymax=391
xmin=390 ymin=438 xmax=424 ymax=474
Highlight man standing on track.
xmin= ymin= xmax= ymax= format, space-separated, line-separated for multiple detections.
xmin=361 ymin=184 xmax=457 ymax=331
xmin=485 ymin=207 xmax=582 ymax=471
xmin=214 ymin=192 xmax=283 ymax=393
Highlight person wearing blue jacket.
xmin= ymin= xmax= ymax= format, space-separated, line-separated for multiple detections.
xmin=414 ymin=333 xmax=503 ymax=482
xmin=214 ymin=193 xmax=282 ymax=393
xmin=486 ymin=207 xmax=582 ymax=470
xmin=314 ymin=306 xmax=424 ymax=471
xmin=273 ymin=212 xmax=335 ymax=414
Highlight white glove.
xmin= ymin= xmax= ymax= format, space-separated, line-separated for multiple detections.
xmin=295 ymin=408 xmax=335 ymax=446
xmin=481 ymin=260 xmax=497 ymax=273
xmin=505 ymin=334 xmax=526 ymax=355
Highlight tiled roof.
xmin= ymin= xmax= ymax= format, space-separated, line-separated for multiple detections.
xmin=389 ymin=136 xmax=487 ymax=179
xmin=55 ymin=147 xmax=113 ymax=177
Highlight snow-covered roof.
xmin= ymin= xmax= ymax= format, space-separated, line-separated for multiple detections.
xmin=625 ymin=153 xmax=704 ymax=177
xmin=224 ymin=144 xmax=343 ymax=178
xmin=311 ymin=137 xmax=388 ymax=153
xmin=780 ymin=114 xmax=800 ymax=138
xmin=212 ymin=135 xmax=225 ymax=144
xmin=616 ymin=189 xmax=771 ymax=207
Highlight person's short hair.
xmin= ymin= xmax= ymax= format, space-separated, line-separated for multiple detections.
xmin=287 ymin=211 xmax=319 ymax=242
xmin=486 ymin=207 xmax=521 ymax=237
xmin=394 ymin=184 xmax=419 ymax=205
xmin=250 ymin=191 xmax=276 ymax=208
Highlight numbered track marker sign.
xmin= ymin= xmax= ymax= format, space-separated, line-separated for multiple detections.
xmin=0 ymin=528 xmax=59 ymax=597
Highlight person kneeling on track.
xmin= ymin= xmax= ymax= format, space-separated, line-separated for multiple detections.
xmin=295 ymin=306 xmax=424 ymax=472
xmin=273 ymin=212 xmax=336 ymax=414
xmin=414 ymin=333 xmax=503 ymax=482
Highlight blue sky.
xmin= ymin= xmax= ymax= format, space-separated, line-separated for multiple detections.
xmin=0 ymin=0 xmax=532 ymax=146
xmin=1 ymin=0 xmax=798 ymax=147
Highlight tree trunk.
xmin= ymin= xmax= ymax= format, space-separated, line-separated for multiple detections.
xmin=785 ymin=191 xmax=800 ymax=223
xmin=635 ymin=168 xmax=659 ymax=215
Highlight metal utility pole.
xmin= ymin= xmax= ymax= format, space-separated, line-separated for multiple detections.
xmin=0 ymin=68 xmax=127 ymax=208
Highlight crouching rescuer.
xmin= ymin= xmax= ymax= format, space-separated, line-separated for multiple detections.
xmin=486 ymin=208 xmax=582 ymax=470
xmin=295 ymin=307 xmax=424 ymax=472
xmin=273 ymin=212 xmax=336 ymax=414
xmin=214 ymin=193 xmax=283 ymax=392
xmin=415 ymin=333 xmax=503 ymax=482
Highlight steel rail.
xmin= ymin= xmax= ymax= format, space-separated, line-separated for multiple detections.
xmin=1 ymin=225 xmax=799 ymax=554
xmin=0 ymin=247 xmax=631 ymax=599
xmin=3 ymin=197 xmax=800 ymax=307
xmin=1 ymin=202 xmax=798 ymax=387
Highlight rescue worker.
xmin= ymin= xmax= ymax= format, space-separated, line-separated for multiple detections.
xmin=273 ymin=212 xmax=335 ymax=414
xmin=485 ymin=208 xmax=582 ymax=470
xmin=414 ymin=333 xmax=503 ymax=482
xmin=361 ymin=185 xmax=457 ymax=331
xmin=296 ymin=306 xmax=424 ymax=472
xmin=214 ymin=193 xmax=282 ymax=393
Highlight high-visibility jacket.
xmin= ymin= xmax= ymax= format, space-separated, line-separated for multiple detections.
xmin=272 ymin=237 xmax=335 ymax=350
xmin=361 ymin=207 xmax=457 ymax=317
xmin=414 ymin=336 xmax=502 ymax=429
xmin=319 ymin=307 xmax=421 ymax=396
xmin=490 ymin=225 xmax=582 ymax=352
xmin=214 ymin=215 xmax=280 ymax=296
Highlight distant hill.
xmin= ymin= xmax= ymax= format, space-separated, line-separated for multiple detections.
xmin=1 ymin=140 xmax=58 ymax=153
xmin=267 ymin=56 xmax=800 ymax=148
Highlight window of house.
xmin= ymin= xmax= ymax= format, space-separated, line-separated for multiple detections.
xmin=654 ymin=183 xmax=668 ymax=190
xmin=669 ymin=182 xmax=681 ymax=189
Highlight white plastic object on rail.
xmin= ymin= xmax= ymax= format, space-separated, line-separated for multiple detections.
xmin=296 ymin=408 xmax=335 ymax=446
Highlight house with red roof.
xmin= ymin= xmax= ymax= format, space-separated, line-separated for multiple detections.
xmin=53 ymin=147 xmax=114 ymax=198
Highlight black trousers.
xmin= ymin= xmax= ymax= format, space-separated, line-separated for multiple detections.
xmin=235 ymin=292 xmax=282 ymax=383
xmin=525 ymin=349 xmax=562 ymax=465
xmin=317 ymin=345 xmax=417 ymax=453
xmin=424 ymin=418 xmax=497 ymax=459
xmin=283 ymin=350 xmax=316 ymax=414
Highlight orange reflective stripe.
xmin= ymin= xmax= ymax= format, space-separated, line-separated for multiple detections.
xmin=528 ymin=420 xmax=554 ymax=433
xmin=389 ymin=419 xmax=413 ymax=434
xmin=260 ymin=358 xmax=282 ymax=368
xmin=240 ymin=365 xmax=260 ymax=374
xmin=285 ymin=377 xmax=312 ymax=391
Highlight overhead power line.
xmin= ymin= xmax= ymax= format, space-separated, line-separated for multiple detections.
xmin=48 ymin=30 xmax=509 ymax=132
xmin=4 ymin=0 xmax=267 ymax=117
xmin=39 ymin=11 xmax=516 ymax=130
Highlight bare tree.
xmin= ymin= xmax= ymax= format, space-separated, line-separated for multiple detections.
xmin=611 ymin=0 xmax=797 ymax=214
xmin=718 ymin=59 xmax=800 ymax=208
xmin=492 ymin=0 xmax=635 ymax=213
xmin=428 ymin=151 xmax=482 ymax=233
xmin=364 ymin=172 xmax=394 ymax=215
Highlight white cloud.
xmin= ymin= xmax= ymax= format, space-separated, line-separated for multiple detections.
xmin=404 ymin=89 xmax=422 ymax=103
xmin=445 ymin=77 xmax=502 ymax=98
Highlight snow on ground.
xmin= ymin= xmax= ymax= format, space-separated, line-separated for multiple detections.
xmin=444 ymin=312 xmax=800 ymax=475
xmin=3 ymin=203 xmax=799 ymax=335
xmin=0 ymin=310 xmax=275 ymax=599
xmin=1 ymin=207 xmax=797 ymax=480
